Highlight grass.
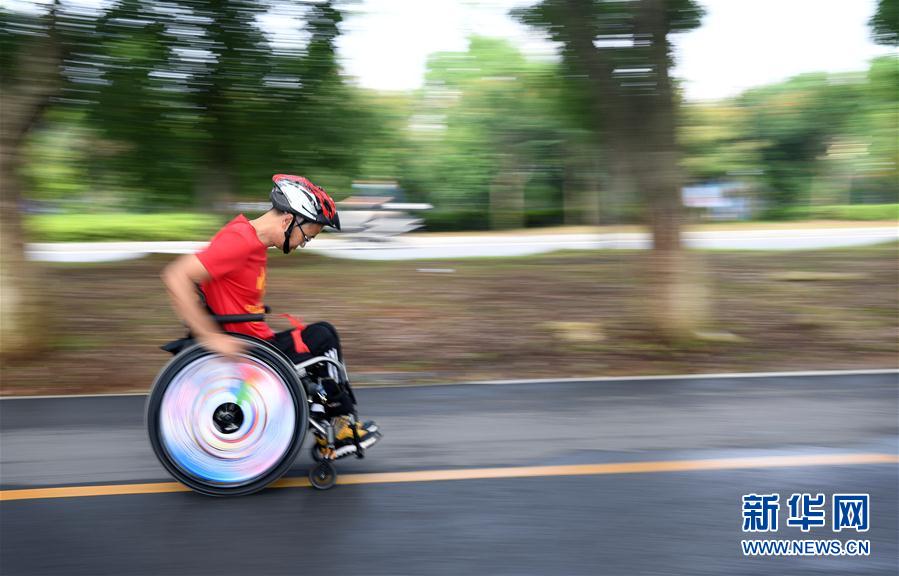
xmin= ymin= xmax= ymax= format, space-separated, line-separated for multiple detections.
xmin=780 ymin=204 xmax=899 ymax=221
xmin=1 ymin=243 xmax=896 ymax=396
xmin=25 ymin=213 xmax=226 ymax=242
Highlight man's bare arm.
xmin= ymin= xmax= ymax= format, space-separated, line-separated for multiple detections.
xmin=161 ymin=255 xmax=245 ymax=356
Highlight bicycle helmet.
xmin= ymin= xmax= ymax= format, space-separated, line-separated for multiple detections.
xmin=270 ymin=174 xmax=341 ymax=253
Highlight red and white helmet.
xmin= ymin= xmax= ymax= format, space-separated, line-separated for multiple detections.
xmin=270 ymin=174 xmax=341 ymax=231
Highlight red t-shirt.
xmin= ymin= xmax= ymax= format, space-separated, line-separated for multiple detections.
xmin=196 ymin=215 xmax=274 ymax=340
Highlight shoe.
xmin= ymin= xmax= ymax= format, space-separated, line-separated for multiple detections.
xmin=315 ymin=417 xmax=381 ymax=459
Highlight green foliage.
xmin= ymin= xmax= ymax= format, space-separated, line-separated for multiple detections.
xmin=516 ymin=0 xmax=704 ymax=41
xmin=776 ymin=204 xmax=899 ymax=222
xmin=420 ymin=207 xmax=566 ymax=231
xmin=401 ymin=36 xmax=584 ymax=227
xmin=6 ymin=0 xmax=368 ymax=210
xmin=516 ymin=0 xmax=704 ymax=110
xmin=25 ymin=213 xmax=225 ymax=242
xmin=421 ymin=209 xmax=491 ymax=231
xmin=352 ymin=91 xmax=415 ymax=182
xmin=870 ymin=0 xmax=898 ymax=46
xmin=679 ymin=103 xmax=763 ymax=181
xmin=524 ymin=207 xmax=566 ymax=227
xmin=857 ymin=56 xmax=899 ymax=203
xmin=738 ymin=73 xmax=864 ymax=209
xmin=6 ymin=1 xmax=897 ymax=233
xmin=0 ymin=7 xmax=36 ymax=85
xmin=21 ymin=110 xmax=92 ymax=202
xmin=681 ymin=56 xmax=898 ymax=215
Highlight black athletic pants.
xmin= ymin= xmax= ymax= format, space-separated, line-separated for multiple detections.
xmin=270 ymin=321 xmax=344 ymax=378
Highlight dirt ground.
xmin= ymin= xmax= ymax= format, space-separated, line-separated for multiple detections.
xmin=1 ymin=243 xmax=896 ymax=396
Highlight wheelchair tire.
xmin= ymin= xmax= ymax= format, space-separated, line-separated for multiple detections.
xmin=146 ymin=334 xmax=308 ymax=497
xmin=309 ymin=461 xmax=337 ymax=490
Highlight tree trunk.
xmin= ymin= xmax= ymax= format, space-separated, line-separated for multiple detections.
xmin=604 ymin=138 xmax=640 ymax=223
xmin=639 ymin=148 xmax=709 ymax=340
xmin=0 ymin=5 xmax=63 ymax=359
xmin=563 ymin=141 xmax=601 ymax=226
xmin=195 ymin=160 xmax=236 ymax=214
xmin=194 ymin=75 xmax=236 ymax=213
xmin=562 ymin=143 xmax=578 ymax=225
xmin=634 ymin=0 xmax=708 ymax=340
xmin=0 ymin=150 xmax=45 ymax=359
xmin=195 ymin=119 xmax=237 ymax=213
xmin=489 ymin=154 xmax=527 ymax=229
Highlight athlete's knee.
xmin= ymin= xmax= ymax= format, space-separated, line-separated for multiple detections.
xmin=302 ymin=321 xmax=341 ymax=351
xmin=313 ymin=321 xmax=339 ymax=340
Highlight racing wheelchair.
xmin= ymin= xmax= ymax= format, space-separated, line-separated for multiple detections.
xmin=146 ymin=310 xmax=375 ymax=496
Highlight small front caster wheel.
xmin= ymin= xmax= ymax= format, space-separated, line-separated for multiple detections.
xmin=309 ymin=461 xmax=337 ymax=490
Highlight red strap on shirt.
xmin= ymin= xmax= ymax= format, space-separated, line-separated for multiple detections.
xmin=279 ymin=314 xmax=310 ymax=354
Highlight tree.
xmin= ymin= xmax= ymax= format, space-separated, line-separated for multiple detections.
xmin=684 ymin=60 xmax=898 ymax=215
xmin=517 ymin=0 xmax=706 ymax=339
xmin=10 ymin=0 xmax=358 ymax=208
xmin=679 ymin=103 xmax=762 ymax=184
xmin=1 ymin=1 xmax=77 ymax=356
xmin=736 ymin=74 xmax=867 ymax=215
xmin=405 ymin=36 xmax=585 ymax=229
xmin=870 ymin=0 xmax=898 ymax=46
xmin=85 ymin=0 xmax=290 ymax=206
xmin=855 ymin=56 xmax=899 ymax=204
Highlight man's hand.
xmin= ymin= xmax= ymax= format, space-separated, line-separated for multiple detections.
xmin=199 ymin=332 xmax=248 ymax=359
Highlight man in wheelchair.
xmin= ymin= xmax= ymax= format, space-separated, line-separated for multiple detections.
xmin=162 ymin=174 xmax=380 ymax=459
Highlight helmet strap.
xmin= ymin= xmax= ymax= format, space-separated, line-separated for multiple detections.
xmin=283 ymin=214 xmax=298 ymax=254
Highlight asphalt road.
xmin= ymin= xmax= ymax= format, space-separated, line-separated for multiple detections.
xmin=1 ymin=371 xmax=897 ymax=575
xmin=26 ymin=226 xmax=899 ymax=262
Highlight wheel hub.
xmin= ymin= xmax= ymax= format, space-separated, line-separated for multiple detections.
xmin=213 ymin=402 xmax=244 ymax=434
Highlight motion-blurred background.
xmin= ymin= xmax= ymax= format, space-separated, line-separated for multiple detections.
xmin=1 ymin=0 xmax=896 ymax=394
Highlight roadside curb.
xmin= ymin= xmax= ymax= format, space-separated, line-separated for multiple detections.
xmin=1 ymin=368 xmax=895 ymax=400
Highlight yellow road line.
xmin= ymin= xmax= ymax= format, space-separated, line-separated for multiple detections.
xmin=2 ymin=453 xmax=897 ymax=502
xmin=0 ymin=481 xmax=192 ymax=501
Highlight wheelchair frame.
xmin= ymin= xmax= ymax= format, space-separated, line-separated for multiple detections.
xmin=293 ymin=354 xmax=372 ymax=490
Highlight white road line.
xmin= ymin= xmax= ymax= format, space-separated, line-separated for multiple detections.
xmin=1 ymin=368 xmax=895 ymax=400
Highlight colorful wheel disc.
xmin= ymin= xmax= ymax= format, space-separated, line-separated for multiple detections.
xmin=158 ymin=354 xmax=297 ymax=486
